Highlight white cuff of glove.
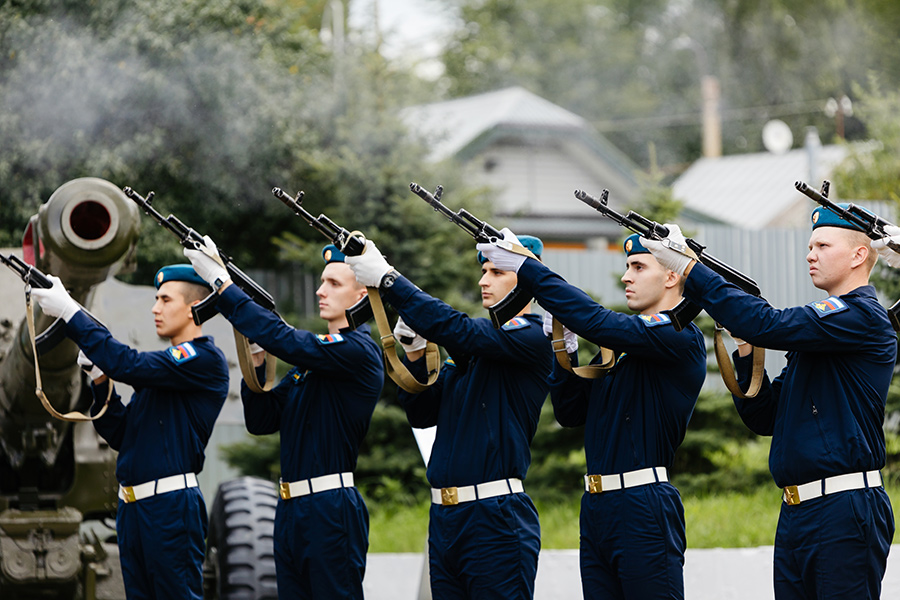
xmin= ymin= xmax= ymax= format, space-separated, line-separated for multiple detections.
xmin=30 ymin=275 xmax=81 ymax=322
xmin=542 ymin=311 xmax=577 ymax=353
xmin=474 ymin=227 xmax=527 ymax=273
xmin=872 ymin=226 xmax=900 ymax=268
xmin=183 ymin=235 xmax=229 ymax=288
xmin=77 ymin=350 xmax=104 ymax=381
xmin=345 ymin=240 xmax=393 ymax=288
xmin=248 ymin=343 xmax=264 ymax=355
xmin=394 ymin=318 xmax=427 ymax=352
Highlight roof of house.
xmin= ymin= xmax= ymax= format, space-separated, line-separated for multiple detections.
xmin=672 ymin=142 xmax=849 ymax=229
xmin=401 ymin=86 xmax=638 ymax=186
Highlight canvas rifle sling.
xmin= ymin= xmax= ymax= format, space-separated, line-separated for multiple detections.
xmin=194 ymin=241 xmax=278 ymax=394
xmin=551 ymin=317 xmax=616 ymax=378
xmin=25 ymin=289 xmax=112 ymax=422
xmin=713 ymin=325 xmax=765 ymax=398
xmin=367 ymin=287 xmax=441 ymax=393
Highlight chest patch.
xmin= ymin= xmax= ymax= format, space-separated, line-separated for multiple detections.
xmin=501 ymin=316 xmax=529 ymax=331
xmin=316 ymin=333 xmax=345 ymax=345
xmin=638 ymin=313 xmax=672 ymax=328
xmin=809 ymin=296 xmax=848 ymax=318
xmin=168 ymin=342 xmax=198 ymax=364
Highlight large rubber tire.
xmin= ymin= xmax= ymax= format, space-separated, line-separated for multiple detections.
xmin=205 ymin=476 xmax=278 ymax=599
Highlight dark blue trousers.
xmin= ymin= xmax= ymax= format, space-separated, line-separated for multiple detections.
xmin=273 ymin=488 xmax=369 ymax=599
xmin=773 ymin=487 xmax=894 ymax=599
xmin=579 ymin=483 xmax=686 ymax=599
xmin=428 ymin=493 xmax=541 ymax=599
xmin=116 ymin=487 xmax=207 ymax=599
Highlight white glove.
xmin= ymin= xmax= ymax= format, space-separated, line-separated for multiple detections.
xmin=248 ymin=342 xmax=265 ymax=355
xmin=77 ymin=350 xmax=104 ymax=381
xmin=183 ymin=235 xmax=230 ymax=288
xmin=871 ymin=225 xmax=900 ymax=268
xmin=30 ymin=275 xmax=80 ymax=322
xmin=639 ymin=224 xmax=695 ymax=275
xmin=345 ymin=240 xmax=393 ymax=288
xmin=543 ymin=311 xmax=577 ymax=354
xmin=393 ymin=317 xmax=427 ymax=353
xmin=475 ymin=227 xmax=527 ymax=273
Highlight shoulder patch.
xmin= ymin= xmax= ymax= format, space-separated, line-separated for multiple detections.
xmin=501 ymin=316 xmax=530 ymax=331
xmin=168 ymin=342 xmax=198 ymax=364
xmin=444 ymin=357 xmax=456 ymax=366
xmin=638 ymin=313 xmax=672 ymax=328
xmin=316 ymin=333 xmax=346 ymax=345
xmin=809 ymin=296 xmax=849 ymax=318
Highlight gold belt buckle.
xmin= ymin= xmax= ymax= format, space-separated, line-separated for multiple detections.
xmin=783 ymin=485 xmax=800 ymax=505
xmin=279 ymin=482 xmax=292 ymax=500
xmin=121 ymin=486 xmax=137 ymax=503
xmin=586 ymin=474 xmax=603 ymax=494
xmin=441 ymin=487 xmax=459 ymax=506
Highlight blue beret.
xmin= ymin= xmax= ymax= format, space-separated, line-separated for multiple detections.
xmin=322 ymin=244 xmax=347 ymax=264
xmin=811 ymin=204 xmax=867 ymax=233
xmin=154 ymin=264 xmax=211 ymax=290
xmin=478 ymin=234 xmax=543 ymax=264
xmin=623 ymin=234 xmax=650 ymax=256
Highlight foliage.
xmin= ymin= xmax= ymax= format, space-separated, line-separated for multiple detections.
xmin=0 ymin=0 xmax=484 ymax=304
xmin=437 ymin=0 xmax=900 ymax=169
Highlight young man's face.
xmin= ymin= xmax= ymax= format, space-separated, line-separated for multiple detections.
xmin=478 ymin=261 xmax=518 ymax=309
xmin=806 ymin=227 xmax=860 ymax=292
xmin=621 ymin=253 xmax=671 ymax=314
xmin=152 ymin=281 xmax=196 ymax=341
xmin=316 ymin=262 xmax=365 ymax=324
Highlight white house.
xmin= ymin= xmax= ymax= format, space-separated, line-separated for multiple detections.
xmin=401 ymin=86 xmax=641 ymax=247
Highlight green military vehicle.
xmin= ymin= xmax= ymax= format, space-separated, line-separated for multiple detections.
xmin=0 ymin=178 xmax=277 ymax=599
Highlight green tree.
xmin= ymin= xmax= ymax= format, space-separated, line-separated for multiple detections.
xmin=436 ymin=0 xmax=900 ymax=170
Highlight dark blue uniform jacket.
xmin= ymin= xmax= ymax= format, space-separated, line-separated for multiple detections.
xmin=686 ymin=263 xmax=896 ymax=487
xmin=215 ymin=284 xmax=383 ymax=481
xmin=67 ymin=310 xmax=229 ymax=486
xmin=387 ymin=276 xmax=552 ymax=489
xmin=517 ymin=260 xmax=706 ymax=474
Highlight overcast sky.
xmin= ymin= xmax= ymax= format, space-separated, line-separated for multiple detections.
xmin=348 ymin=0 xmax=456 ymax=77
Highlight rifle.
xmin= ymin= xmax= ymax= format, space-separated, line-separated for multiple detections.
xmin=795 ymin=179 xmax=900 ymax=331
xmin=123 ymin=187 xmax=276 ymax=325
xmin=410 ymin=182 xmax=537 ymax=328
xmin=576 ymin=188 xmax=766 ymax=397
xmin=575 ymin=188 xmax=762 ymax=330
xmin=271 ymin=187 xmax=372 ymax=329
xmin=0 ymin=253 xmax=103 ymax=356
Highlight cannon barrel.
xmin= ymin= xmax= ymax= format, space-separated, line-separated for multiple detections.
xmin=0 ymin=177 xmax=139 ymax=506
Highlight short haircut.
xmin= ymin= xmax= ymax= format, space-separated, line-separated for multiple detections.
xmin=174 ymin=281 xmax=213 ymax=305
xmin=845 ymin=229 xmax=877 ymax=273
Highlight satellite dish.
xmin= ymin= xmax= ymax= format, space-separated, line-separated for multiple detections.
xmin=762 ymin=119 xmax=793 ymax=154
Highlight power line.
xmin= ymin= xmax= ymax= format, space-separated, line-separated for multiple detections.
xmin=592 ymin=99 xmax=830 ymax=132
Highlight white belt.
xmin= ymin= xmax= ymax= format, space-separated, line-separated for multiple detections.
xmin=431 ymin=478 xmax=524 ymax=505
xmin=119 ymin=473 xmax=198 ymax=503
xmin=783 ymin=470 xmax=882 ymax=506
xmin=584 ymin=467 xmax=668 ymax=493
xmin=279 ymin=472 xmax=355 ymax=500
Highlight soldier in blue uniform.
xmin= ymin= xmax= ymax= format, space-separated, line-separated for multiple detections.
xmin=185 ymin=240 xmax=383 ymax=599
xmin=345 ymin=234 xmax=552 ymax=599
xmin=641 ymin=207 xmax=896 ymax=599
xmin=31 ymin=264 xmax=229 ymax=599
xmin=478 ymin=232 xmax=707 ymax=599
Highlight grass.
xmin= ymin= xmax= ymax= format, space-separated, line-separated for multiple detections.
xmin=368 ymin=483 xmax=900 ymax=553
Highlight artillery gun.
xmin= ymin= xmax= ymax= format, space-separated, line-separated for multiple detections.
xmin=0 ymin=178 xmax=277 ymax=599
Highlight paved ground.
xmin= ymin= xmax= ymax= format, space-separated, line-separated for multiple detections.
xmin=363 ymin=546 xmax=900 ymax=599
